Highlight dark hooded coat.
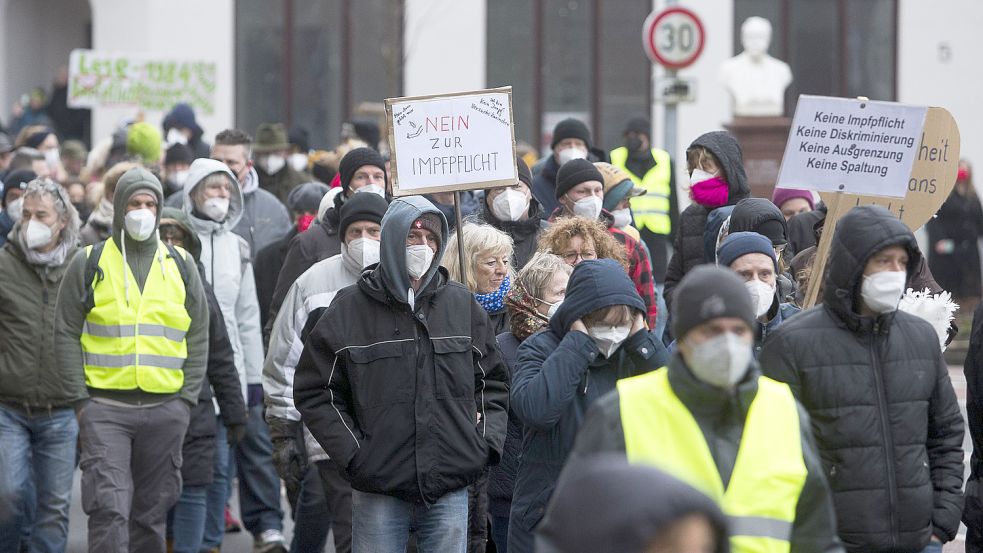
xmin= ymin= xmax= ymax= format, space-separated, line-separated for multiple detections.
xmin=508 ymin=259 xmax=668 ymax=552
xmin=760 ymin=205 xmax=964 ymax=552
xmin=293 ymin=196 xmax=509 ymax=504
xmin=663 ymin=131 xmax=750 ymax=314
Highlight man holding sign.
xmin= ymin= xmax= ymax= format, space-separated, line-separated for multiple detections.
xmin=294 ymin=196 xmax=509 ymax=553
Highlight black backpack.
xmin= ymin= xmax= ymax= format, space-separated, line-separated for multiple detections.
xmin=81 ymin=240 xmax=190 ymax=312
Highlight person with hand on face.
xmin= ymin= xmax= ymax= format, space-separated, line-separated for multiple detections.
xmin=664 ymin=131 xmax=751 ymax=315
xmin=761 ymin=205 xmax=965 ymax=553
xmin=563 ymin=265 xmax=841 ymax=553
xmin=294 ymin=196 xmax=509 ymax=553
xmin=475 ymin=156 xmax=548 ymax=270
xmin=264 ymin=192 xmax=388 ymax=553
xmin=267 ymin=147 xmax=388 ymax=329
xmin=716 ymin=232 xmax=800 ymax=357
xmin=253 ymin=123 xmax=310 ymax=205
xmin=168 ymin=128 xmax=292 ymax=258
xmin=157 ymin=207 xmax=248 ymax=553
xmin=55 ymin=167 xmax=209 ymax=553
xmin=489 ymin=252 xmax=572 ymax=552
xmin=0 ymin=179 xmax=81 ymax=553
xmin=551 ymin=158 xmax=660 ymax=330
xmin=508 ymin=258 xmax=669 ymax=553
xmin=771 ymin=188 xmax=814 ymax=222
xmin=181 ymin=158 xmax=288 ymax=552
xmin=531 ymin=118 xmax=596 ymax=215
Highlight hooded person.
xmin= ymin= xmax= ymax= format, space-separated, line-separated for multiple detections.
xmin=157 ymin=206 xmax=249 ymax=553
xmin=163 ymin=102 xmax=211 ymax=160
xmin=565 ymin=265 xmax=842 ymax=553
xmin=508 ymin=258 xmax=669 ymax=552
xmin=54 ymin=167 xmax=209 ymax=553
xmin=716 ymin=232 xmax=800 ymax=357
xmin=0 ymin=178 xmax=82 ymax=552
xmin=180 ymin=157 xmax=288 ymax=549
xmin=266 ymin=147 xmax=388 ymax=330
xmin=81 ymin=161 xmax=141 ymax=246
xmin=663 ymin=131 xmax=750 ymax=316
xmin=263 ymin=191 xmax=389 ymax=553
xmin=537 ymin=456 xmax=729 ymax=553
xmin=293 ymin=196 xmax=509 ymax=552
xmin=760 ymin=205 xmax=965 ymax=553
xmin=472 ymin=156 xmax=548 ymax=270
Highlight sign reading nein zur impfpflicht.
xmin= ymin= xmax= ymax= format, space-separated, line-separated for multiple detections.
xmin=386 ymin=87 xmax=518 ymax=196
xmin=777 ymin=95 xmax=931 ymax=197
xmin=67 ymin=49 xmax=217 ymax=115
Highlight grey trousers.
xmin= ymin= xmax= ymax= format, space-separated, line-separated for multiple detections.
xmin=78 ymin=399 xmax=190 ymax=553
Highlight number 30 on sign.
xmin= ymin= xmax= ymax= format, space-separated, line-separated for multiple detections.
xmin=643 ymin=6 xmax=706 ymax=69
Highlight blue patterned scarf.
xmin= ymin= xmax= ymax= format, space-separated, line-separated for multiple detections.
xmin=474 ymin=274 xmax=510 ymax=313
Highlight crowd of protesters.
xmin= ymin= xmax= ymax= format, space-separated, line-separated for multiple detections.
xmin=0 ymin=95 xmax=981 ymax=553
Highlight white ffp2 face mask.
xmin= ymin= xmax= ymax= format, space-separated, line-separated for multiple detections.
xmin=201 ymin=197 xmax=230 ymax=222
xmin=588 ymin=323 xmax=632 ymax=358
xmin=347 ymin=238 xmax=380 ymax=269
xmin=23 ymin=219 xmax=54 ymax=250
xmin=406 ymin=244 xmax=435 ymax=280
xmin=355 ymin=184 xmax=386 ymax=198
xmin=124 ymin=209 xmax=157 ymax=242
xmin=571 ymin=195 xmax=602 ymax=220
xmin=259 ymin=154 xmax=286 ymax=174
xmin=745 ymin=279 xmax=776 ymax=318
xmin=861 ymin=270 xmax=907 ymax=314
xmin=611 ymin=208 xmax=632 ymax=229
xmin=491 ymin=188 xmax=530 ymax=222
xmin=557 ymin=147 xmax=588 ymax=166
xmin=289 ymin=153 xmax=308 ymax=172
xmin=685 ymin=332 xmax=752 ymax=389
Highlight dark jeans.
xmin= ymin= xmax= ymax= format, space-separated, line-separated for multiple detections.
xmin=290 ymin=466 xmax=329 ymax=553
xmin=166 ymin=485 xmax=208 ymax=553
xmin=201 ymin=424 xmax=232 ymax=549
xmin=235 ymin=403 xmax=284 ymax=536
xmin=0 ymin=405 xmax=78 ymax=553
xmin=316 ymin=460 xmax=353 ymax=553
xmin=78 ymin=399 xmax=190 ymax=553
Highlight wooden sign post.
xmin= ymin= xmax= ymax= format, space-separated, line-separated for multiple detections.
xmin=800 ymin=106 xmax=961 ymax=307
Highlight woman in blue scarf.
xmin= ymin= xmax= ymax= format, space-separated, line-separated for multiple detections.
xmin=444 ymin=222 xmax=516 ymax=336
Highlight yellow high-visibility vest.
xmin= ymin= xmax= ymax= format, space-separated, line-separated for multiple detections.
xmin=610 ymin=146 xmax=672 ymax=236
xmin=618 ymin=368 xmax=806 ymax=553
xmin=81 ymin=239 xmax=191 ymax=393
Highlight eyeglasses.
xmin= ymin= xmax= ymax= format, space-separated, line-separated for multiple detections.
xmin=558 ymin=250 xmax=597 ymax=264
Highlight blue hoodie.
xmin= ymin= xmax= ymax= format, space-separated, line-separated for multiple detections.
xmin=508 ymin=259 xmax=668 ymax=550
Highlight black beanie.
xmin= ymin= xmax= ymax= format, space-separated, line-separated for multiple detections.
xmin=624 ymin=116 xmax=650 ymax=137
xmin=555 ymin=158 xmax=604 ymax=199
xmin=164 ymin=143 xmax=193 ymax=166
xmin=2 ymin=169 xmax=37 ymax=206
xmin=729 ymin=198 xmax=788 ymax=246
xmin=672 ymin=265 xmax=755 ymax=340
xmin=339 ymin=191 xmax=389 ymax=237
xmin=551 ymin=118 xmax=592 ymax=150
xmin=339 ymin=147 xmax=386 ymax=193
xmin=517 ymin=156 xmax=532 ymax=188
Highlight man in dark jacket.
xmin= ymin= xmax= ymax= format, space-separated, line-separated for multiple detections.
xmin=564 ymin=265 xmax=840 ymax=553
xmin=0 ymin=179 xmax=81 ymax=552
xmin=760 ymin=205 xmax=965 ymax=553
xmin=473 ymin=156 xmax=548 ymax=271
xmin=531 ymin=118 xmax=605 ymax=215
xmin=508 ymin=258 xmax=668 ymax=552
xmin=159 ymin=207 xmax=248 ymax=553
xmin=294 ymin=196 xmax=509 ymax=552
xmin=266 ymin=147 xmax=387 ymax=332
xmin=963 ymin=300 xmax=983 ymax=551
xmin=663 ymin=130 xmax=751 ymax=315
xmin=253 ymin=123 xmax=310 ymax=205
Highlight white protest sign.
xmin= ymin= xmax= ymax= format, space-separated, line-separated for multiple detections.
xmin=385 ymin=87 xmax=517 ymax=196
xmin=67 ymin=49 xmax=217 ymax=115
xmin=777 ymin=95 xmax=928 ymax=197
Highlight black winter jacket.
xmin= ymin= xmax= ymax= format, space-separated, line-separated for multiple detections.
xmin=268 ymin=213 xmax=342 ymax=331
xmin=664 ymin=131 xmax=750 ymax=314
xmin=256 ymin=228 xmax=297 ymax=346
xmin=488 ymin=331 xmax=526 ymax=518
xmin=294 ymin=196 xmax=509 ymax=504
xmin=760 ymin=206 xmax=964 ymax=552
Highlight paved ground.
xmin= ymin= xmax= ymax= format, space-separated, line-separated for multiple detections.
xmin=62 ymin=365 xmax=974 ymax=552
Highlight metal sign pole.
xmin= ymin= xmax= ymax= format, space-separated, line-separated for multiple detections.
xmin=454 ymin=191 xmax=468 ymax=284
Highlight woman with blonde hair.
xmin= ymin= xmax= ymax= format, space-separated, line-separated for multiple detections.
xmin=443 ymin=222 xmax=516 ymax=335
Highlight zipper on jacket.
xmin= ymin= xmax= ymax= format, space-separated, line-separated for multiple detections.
xmin=869 ymin=324 xmax=899 ymax=547
xmin=411 ymin=313 xmax=431 ymax=507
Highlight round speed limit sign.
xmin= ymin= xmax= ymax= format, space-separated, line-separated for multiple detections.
xmin=643 ymin=7 xmax=706 ymax=69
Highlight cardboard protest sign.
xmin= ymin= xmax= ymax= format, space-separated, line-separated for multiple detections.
xmin=801 ymin=106 xmax=960 ymax=308
xmin=777 ymin=95 xmax=928 ymax=197
xmin=67 ymin=49 xmax=217 ymax=115
xmin=385 ymin=87 xmax=517 ymax=196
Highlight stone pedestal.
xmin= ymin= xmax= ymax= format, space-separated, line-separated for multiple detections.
xmin=724 ymin=117 xmax=791 ymax=200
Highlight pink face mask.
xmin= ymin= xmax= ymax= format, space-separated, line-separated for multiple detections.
xmin=689 ymin=169 xmax=728 ymax=208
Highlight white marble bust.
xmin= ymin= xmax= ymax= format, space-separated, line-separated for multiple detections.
xmin=720 ymin=17 xmax=793 ymax=117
